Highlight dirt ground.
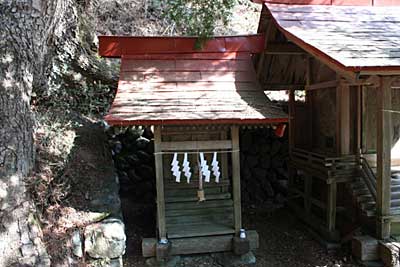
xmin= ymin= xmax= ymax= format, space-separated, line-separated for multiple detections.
xmin=121 ymin=197 xmax=361 ymax=267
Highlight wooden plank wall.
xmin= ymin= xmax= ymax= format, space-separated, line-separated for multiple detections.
xmin=160 ymin=126 xmax=238 ymax=239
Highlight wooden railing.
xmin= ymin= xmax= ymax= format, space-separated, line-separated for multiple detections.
xmin=289 ymin=148 xmax=360 ymax=241
xmin=291 ymin=148 xmax=358 ymax=184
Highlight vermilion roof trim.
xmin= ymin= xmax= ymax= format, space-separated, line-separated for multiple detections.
xmin=98 ymin=35 xmax=265 ymax=58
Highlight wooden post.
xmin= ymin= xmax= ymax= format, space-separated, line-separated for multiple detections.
xmin=154 ymin=125 xmax=167 ymax=240
xmin=305 ymin=56 xmax=313 ymax=149
xmin=327 ymin=182 xmax=337 ymax=232
xmin=376 ymin=76 xmax=392 ymax=239
xmin=356 ymin=85 xmax=362 ymax=157
xmin=221 ymin=131 xmax=229 ymax=193
xmin=336 ymin=81 xmax=351 ymax=155
xmin=231 ymin=125 xmax=242 ymax=233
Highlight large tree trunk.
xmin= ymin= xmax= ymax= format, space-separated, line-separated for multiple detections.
xmin=0 ymin=1 xmax=63 ymax=265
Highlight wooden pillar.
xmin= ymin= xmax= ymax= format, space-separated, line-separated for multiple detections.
xmin=305 ymin=56 xmax=313 ymax=149
xmin=231 ymin=125 xmax=242 ymax=233
xmin=356 ymin=85 xmax=362 ymax=157
xmin=336 ymin=81 xmax=351 ymax=155
xmin=376 ymin=76 xmax=392 ymax=239
xmin=154 ymin=125 xmax=166 ymax=240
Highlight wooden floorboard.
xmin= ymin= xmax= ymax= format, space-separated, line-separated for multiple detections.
xmin=167 ymin=222 xmax=235 ymax=238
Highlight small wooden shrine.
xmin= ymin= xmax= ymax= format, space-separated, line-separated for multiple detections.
xmin=254 ymin=0 xmax=400 ymax=255
xmin=98 ymin=35 xmax=288 ymax=258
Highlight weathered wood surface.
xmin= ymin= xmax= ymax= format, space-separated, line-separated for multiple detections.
xmin=142 ymin=230 xmax=259 ymax=257
xmin=160 ymin=140 xmax=232 ymax=151
xmin=105 ymin=53 xmax=288 ymax=125
xmin=231 ymin=126 xmax=242 ymax=233
xmin=267 ymin=3 xmax=400 ymax=68
xmin=376 ymin=77 xmax=392 ymax=239
xmin=154 ymin=126 xmax=166 ymax=240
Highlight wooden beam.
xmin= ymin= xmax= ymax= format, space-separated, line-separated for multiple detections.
xmin=154 ymin=126 xmax=167 ymax=240
xmin=142 ymin=230 xmax=259 ymax=257
xmin=264 ymin=83 xmax=305 ymax=90
xmin=305 ymin=80 xmax=338 ymax=91
xmin=160 ymin=140 xmax=232 ymax=151
xmin=231 ymin=126 xmax=242 ymax=233
xmin=376 ymin=76 xmax=392 ymax=239
xmin=264 ymin=43 xmax=305 ymax=55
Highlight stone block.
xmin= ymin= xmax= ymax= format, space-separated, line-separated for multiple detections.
xmin=156 ymin=241 xmax=171 ymax=260
xmin=84 ymin=218 xmax=126 ymax=259
xmin=232 ymin=237 xmax=250 ymax=255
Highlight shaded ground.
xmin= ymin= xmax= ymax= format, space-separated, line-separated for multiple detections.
xmin=32 ymin=116 xmax=120 ymax=266
xmin=121 ymin=198 xmax=361 ymax=267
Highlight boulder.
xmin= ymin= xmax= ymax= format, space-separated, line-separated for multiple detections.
xmin=84 ymin=218 xmax=126 ymax=259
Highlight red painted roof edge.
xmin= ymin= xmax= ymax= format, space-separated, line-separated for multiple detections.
xmin=253 ymin=0 xmax=400 ymax=6
xmin=264 ymin=3 xmax=400 ymax=74
xmin=104 ymin=115 xmax=289 ymax=126
xmin=98 ymin=35 xmax=265 ymax=58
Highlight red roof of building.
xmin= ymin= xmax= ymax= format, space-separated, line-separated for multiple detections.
xmin=98 ymin=36 xmax=288 ymax=126
xmin=262 ymin=1 xmax=400 ymax=74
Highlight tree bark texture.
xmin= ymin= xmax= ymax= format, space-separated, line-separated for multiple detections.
xmin=0 ymin=1 xmax=65 ymax=265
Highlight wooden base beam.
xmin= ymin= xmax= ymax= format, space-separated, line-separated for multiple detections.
xmin=142 ymin=231 xmax=259 ymax=257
